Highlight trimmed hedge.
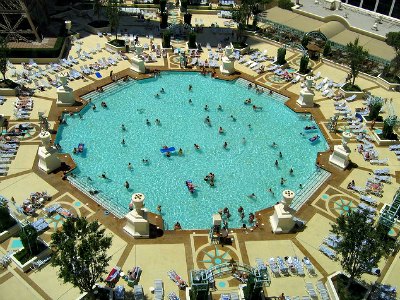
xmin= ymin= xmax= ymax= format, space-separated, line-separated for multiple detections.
xmin=9 ymin=37 xmax=66 ymax=59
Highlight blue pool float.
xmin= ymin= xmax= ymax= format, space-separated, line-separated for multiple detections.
xmin=160 ymin=147 xmax=176 ymax=153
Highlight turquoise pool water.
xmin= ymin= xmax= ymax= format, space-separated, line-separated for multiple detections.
xmin=56 ymin=72 xmax=328 ymax=229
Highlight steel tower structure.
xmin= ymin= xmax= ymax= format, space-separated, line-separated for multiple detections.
xmin=0 ymin=0 xmax=42 ymax=42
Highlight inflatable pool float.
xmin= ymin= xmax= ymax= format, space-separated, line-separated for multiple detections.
xmin=304 ymin=125 xmax=317 ymax=131
xmin=160 ymin=147 xmax=176 ymax=153
xmin=309 ymin=135 xmax=320 ymax=143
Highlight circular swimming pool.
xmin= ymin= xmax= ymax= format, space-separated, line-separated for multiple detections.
xmin=56 ymin=72 xmax=327 ymax=229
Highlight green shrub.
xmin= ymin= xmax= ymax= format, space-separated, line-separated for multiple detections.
xmin=160 ymin=0 xmax=167 ymax=13
xmin=162 ymin=30 xmax=171 ymax=48
xmin=188 ymin=32 xmax=197 ymax=49
xmin=277 ymin=47 xmax=286 ymax=65
xmin=299 ymin=55 xmax=309 ymax=74
xmin=382 ymin=116 xmax=398 ymax=140
xmin=278 ymin=0 xmax=294 ymax=10
xmin=342 ymin=83 xmax=362 ymax=92
xmin=109 ymin=39 xmax=125 ymax=47
xmin=181 ymin=0 xmax=188 ymax=12
xmin=20 ymin=225 xmax=39 ymax=256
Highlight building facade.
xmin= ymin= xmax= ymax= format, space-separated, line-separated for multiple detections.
xmin=342 ymin=0 xmax=400 ymax=19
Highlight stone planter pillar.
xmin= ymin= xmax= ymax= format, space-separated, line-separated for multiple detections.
xmin=124 ymin=193 xmax=149 ymax=238
xmin=297 ymin=76 xmax=315 ymax=108
xmin=329 ymin=132 xmax=352 ymax=169
xmin=56 ymin=75 xmax=75 ymax=106
xmin=37 ymin=131 xmax=61 ymax=173
xmin=220 ymin=56 xmax=234 ymax=75
xmin=131 ymin=56 xmax=146 ymax=74
xmin=269 ymin=190 xmax=296 ymax=234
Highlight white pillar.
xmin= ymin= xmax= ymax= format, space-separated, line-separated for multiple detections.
xmin=220 ymin=56 xmax=235 ymax=75
xmin=56 ymin=75 xmax=75 ymax=106
xmin=297 ymin=76 xmax=315 ymax=108
xmin=329 ymin=132 xmax=352 ymax=169
xmin=269 ymin=190 xmax=296 ymax=234
xmin=131 ymin=56 xmax=146 ymax=73
xmin=37 ymin=131 xmax=61 ymax=173
xmin=374 ymin=0 xmax=379 ymax=12
xmin=124 ymin=193 xmax=150 ymax=238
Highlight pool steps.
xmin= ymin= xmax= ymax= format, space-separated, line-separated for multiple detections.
xmin=68 ymin=176 xmax=127 ymax=218
xmin=235 ymin=78 xmax=288 ymax=103
xmin=291 ymin=168 xmax=331 ymax=211
xmin=81 ymin=79 xmax=136 ymax=101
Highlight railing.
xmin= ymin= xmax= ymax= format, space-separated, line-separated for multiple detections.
xmin=68 ymin=176 xmax=127 ymax=219
xmin=81 ymin=79 xmax=136 ymax=101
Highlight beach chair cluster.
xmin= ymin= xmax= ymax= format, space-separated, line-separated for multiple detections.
xmin=133 ymin=285 xmax=145 ymax=300
xmin=126 ymin=266 xmax=141 ymax=286
xmin=31 ymin=255 xmax=52 ymax=271
xmin=0 ymin=251 xmax=14 ymax=269
xmin=220 ymin=293 xmax=239 ymax=300
xmin=319 ymin=245 xmax=337 ymax=260
xmin=154 ymin=279 xmax=164 ymax=300
xmin=268 ymin=256 xmax=305 ymax=277
xmin=105 ymin=266 xmax=121 ymax=287
xmin=31 ymin=218 xmax=49 ymax=233
xmin=302 ymin=257 xmax=317 ymax=277
xmin=167 ymin=270 xmax=187 ymax=289
xmin=0 ymin=135 xmax=20 ymax=176
xmin=316 ymin=280 xmax=330 ymax=300
xmin=56 ymin=206 xmax=74 ymax=219
xmin=305 ymin=282 xmax=318 ymax=298
xmin=14 ymin=96 xmax=34 ymax=120
xmin=389 ymin=144 xmax=400 ymax=161
xmin=322 ymin=234 xmax=342 ymax=250
xmin=168 ymin=292 xmax=180 ymax=300
xmin=217 ymin=10 xmax=233 ymax=18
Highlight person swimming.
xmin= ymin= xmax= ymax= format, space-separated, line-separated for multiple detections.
xmin=101 ymin=101 xmax=107 ymax=108
xmin=155 ymin=119 xmax=161 ymax=125
xmin=204 ymin=104 xmax=209 ymax=111
xmin=142 ymin=159 xmax=149 ymax=164
xmin=155 ymin=93 xmax=160 ymax=98
xmin=188 ymin=99 xmax=193 ymax=104
xmin=218 ymin=105 xmax=223 ymax=111
xmin=146 ymin=119 xmax=151 ymax=126
xmin=122 ymin=139 xmax=126 ymax=145
xmin=194 ymin=144 xmax=200 ymax=150
xmin=223 ymin=141 xmax=228 ymax=149
xmin=124 ymin=181 xmax=130 ymax=189
xmin=188 ymin=84 xmax=193 ymax=91
xmin=230 ymin=115 xmax=236 ymax=121
xmin=219 ymin=127 xmax=224 ymax=134
xmin=160 ymin=88 xmax=165 ymax=93
xmin=128 ymin=162 xmax=132 ymax=170
xmin=178 ymin=148 xmax=183 ymax=156
xmin=121 ymin=124 xmax=126 ymax=131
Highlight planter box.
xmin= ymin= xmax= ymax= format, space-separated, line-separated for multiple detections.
xmin=230 ymin=42 xmax=250 ymax=55
xmin=372 ymin=131 xmax=399 ymax=146
xmin=0 ymin=223 xmax=20 ymax=243
xmin=11 ymin=240 xmax=52 ymax=272
xmin=186 ymin=42 xmax=199 ymax=52
xmin=376 ymin=74 xmax=400 ymax=91
xmin=105 ymin=41 xmax=126 ymax=53
xmin=339 ymin=87 xmax=364 ymax=100
xmin=160 ymin=43 xmax=173 ymax=53
xmin=327 ymin=271 xmax=371 ymax=300
xmin=84 ymin=23 xmax=111 ymax=35
xmin=0 ymin=88 xmax=17 ymax=96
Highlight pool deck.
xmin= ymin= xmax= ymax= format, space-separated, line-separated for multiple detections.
xmin=0 ymin=5 xmax=400 ymax=300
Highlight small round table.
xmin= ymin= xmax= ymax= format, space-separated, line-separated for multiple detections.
xmin=149 ymin=287 xmax=155 ymax=293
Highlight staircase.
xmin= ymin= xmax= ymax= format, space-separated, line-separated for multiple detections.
xmin=235 ymin=78 xmax=288 ymax=103
xmin=81 ymin=79 xmax=136 ymax=102
xmin=291 ymin=168 xmax=331 ymax=211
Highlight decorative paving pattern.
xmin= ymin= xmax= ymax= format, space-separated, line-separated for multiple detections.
xmin=312 ymin=186 xmax=360 ymax=218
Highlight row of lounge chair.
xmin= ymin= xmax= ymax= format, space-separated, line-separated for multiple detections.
xmin=0 ymin=136 xmax=19 ymax=175
xmin=268 ymin=256 xmax=311 ymax=277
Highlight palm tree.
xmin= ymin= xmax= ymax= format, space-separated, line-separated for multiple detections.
xmin=346 ymin=38 xmax=369 ymax=86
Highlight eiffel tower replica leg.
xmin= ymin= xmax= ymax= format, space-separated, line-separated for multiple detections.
xmin=0 ymin=0 xmax=42 ymax=42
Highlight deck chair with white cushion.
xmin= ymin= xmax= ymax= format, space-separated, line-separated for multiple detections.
xmin=154 ymin=279 xmax=164 ymax=300
xmin=345 ymin=94 xmax=357 ymax=102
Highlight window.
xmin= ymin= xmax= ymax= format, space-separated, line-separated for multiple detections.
xmin=392 ymin=0 xmax=400 ymax=18
xmin=362 ymin=0 xmax=376 ymax=11
xmin=347 ymin=0 xmax=362 ymax=6
xmin=376 ymin=0 xmax=392 ymax=15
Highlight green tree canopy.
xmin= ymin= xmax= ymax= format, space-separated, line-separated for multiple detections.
xmin=107 ymin=0 xmax=121 ymax=39
xmin=240 ymin=0 xmax=271 ymax=27
xmin=346 ymin=38 xmax=369 ymax=86
xmin=20 ymin=225 xmax=39 ymax=255
xmin=385 ymin=32 xmax=400 ymax=76
xmin=331 ymin=210 xmax=395 ymax=288
xmin=51 ymin=217 xmax=112 ymax=297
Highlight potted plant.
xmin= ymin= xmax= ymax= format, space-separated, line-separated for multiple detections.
xmin=365 ymin=96 xmax=384 ymax=122
xmin=11 ymin=225 xmax=52 ymax=272
xmin=323 ymin=41 xmax=332 ymax=57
